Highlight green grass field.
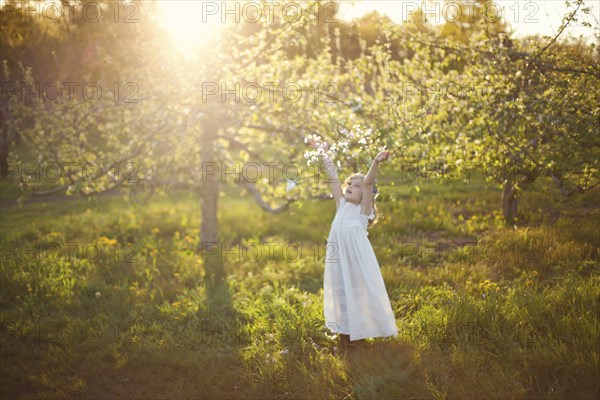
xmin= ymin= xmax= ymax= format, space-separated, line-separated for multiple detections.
xmin=1 ymin=175 xmax=598 ymax=399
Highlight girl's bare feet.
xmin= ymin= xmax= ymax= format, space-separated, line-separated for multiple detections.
xmin=338 ymin=334 xmax=368 ymax=353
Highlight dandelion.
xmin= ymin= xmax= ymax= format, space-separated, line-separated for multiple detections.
xmin=151 ymin=227 xmax=160 ymax=234
xmin=95 ymin=292 xmax=101 ymax=298
xmin=184 ymin=235 xmax=194 ymax=243
xmin=98 ymin=236 xmax=118 ymax=246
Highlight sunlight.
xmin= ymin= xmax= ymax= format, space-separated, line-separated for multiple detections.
xmin=156 ymin=1 xmax=223 ymax=52
xmin=338 ymin=0 xmax=598 ymax=41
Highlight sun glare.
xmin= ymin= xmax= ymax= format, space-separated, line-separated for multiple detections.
xmin=157 ymin=1 xmax=222 ymax=52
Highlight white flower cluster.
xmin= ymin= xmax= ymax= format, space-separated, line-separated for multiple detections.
xmin=336 ymin=124 xmax=374 ymax=153
xmin=303 ymin=124 xmax=376 ymax=167
xmin=303 ymin=134 xmax=327 ymax=166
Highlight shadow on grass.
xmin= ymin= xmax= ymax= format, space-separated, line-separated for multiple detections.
xmin=341 ymin=339 xmax=433 ymax=399
xmin=0 ymin=281 xmax=253 ymax=399
xmin=80 ymin=279 xmax=252 ymax=399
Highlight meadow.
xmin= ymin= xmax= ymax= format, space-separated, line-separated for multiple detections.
xmin=0 ymin=174 xmax=598 ymax=399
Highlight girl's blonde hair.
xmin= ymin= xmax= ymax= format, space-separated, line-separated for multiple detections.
xmin=344 ymin=173 xmax=379 ymax=228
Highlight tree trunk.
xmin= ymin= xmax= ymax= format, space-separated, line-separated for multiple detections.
xmin=198 ymin=116 xmax=225 ymax=282
xmin=0 ymin=129 xmax=10 ymax=180
xmin=502 ymin=178 xmax=518 ymax=224
xmin=0 ymin=105 xmax=17 ymax=180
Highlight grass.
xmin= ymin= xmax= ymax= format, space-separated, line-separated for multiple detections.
xmin=0 ymin=175 xmax=598 ymax=399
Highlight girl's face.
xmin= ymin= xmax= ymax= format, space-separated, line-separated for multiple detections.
xmin=344 ymin=178 xmax=363 ymax=204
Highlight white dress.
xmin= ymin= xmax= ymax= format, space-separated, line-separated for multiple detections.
xmin=323 ymin=197 xmax=399 ymax=341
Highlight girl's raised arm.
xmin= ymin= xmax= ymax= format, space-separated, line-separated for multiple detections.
xmin=361 ymin=150 xmax=389 ymax=216
xmin=322 ymin=151 xmax=344 ymax=209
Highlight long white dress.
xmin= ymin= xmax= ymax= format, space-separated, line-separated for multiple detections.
xmin=324 ymin=197 xmax=399 ymax=341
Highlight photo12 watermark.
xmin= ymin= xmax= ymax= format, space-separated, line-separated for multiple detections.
xmin=200 ymin=80 xmax=338 ymax=104
xmin=1 ymin=161 xmax=140 ymax=185
xmin=0 ymin=319 xmax=152 ymax=346
xmin=1 ymin=81 xmax=140 ymax=104
xmin=394 ymin=239 xmax=550 ymax=265
xmin=195 ymin=160 xmax=324 ymax=185
xmin=166 ymin=1 xmax=341 ymax=24
xmin=0 ymin=240 xmax=139 ymax=264
xmin=0 ymin=1 xmax=141 ymax=24
xmin=391 ymin=1 xmax=539 ymax=25
xmin=197 ymin=240 xmax=339 ymax=263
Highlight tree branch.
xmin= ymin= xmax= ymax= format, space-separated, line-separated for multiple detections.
xmin=531 ymin=0 xmax=583 ymax=63
xmin=550 ymin=172 xmax=600 ymax=197
xmin=26 ymin=122 xmax=167 ymax=197
xmin=240 ymin=180 xmax=293 ymax=214
xmin=217 ymin=134 xmax=266 ymax=162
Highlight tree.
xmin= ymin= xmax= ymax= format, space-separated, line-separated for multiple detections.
xmin=305 ymin=0 xmax=599 ymax=223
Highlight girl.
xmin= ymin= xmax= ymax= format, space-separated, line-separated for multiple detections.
xmin=319 ymin=144 xmax=399 ymax=350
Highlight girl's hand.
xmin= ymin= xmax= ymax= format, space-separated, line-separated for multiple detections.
xmin=375 ymin=150 xmax=390 ymax=162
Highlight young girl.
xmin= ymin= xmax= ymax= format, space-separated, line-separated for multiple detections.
xmin=319 ymin=145 xmax=399 ymax=350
